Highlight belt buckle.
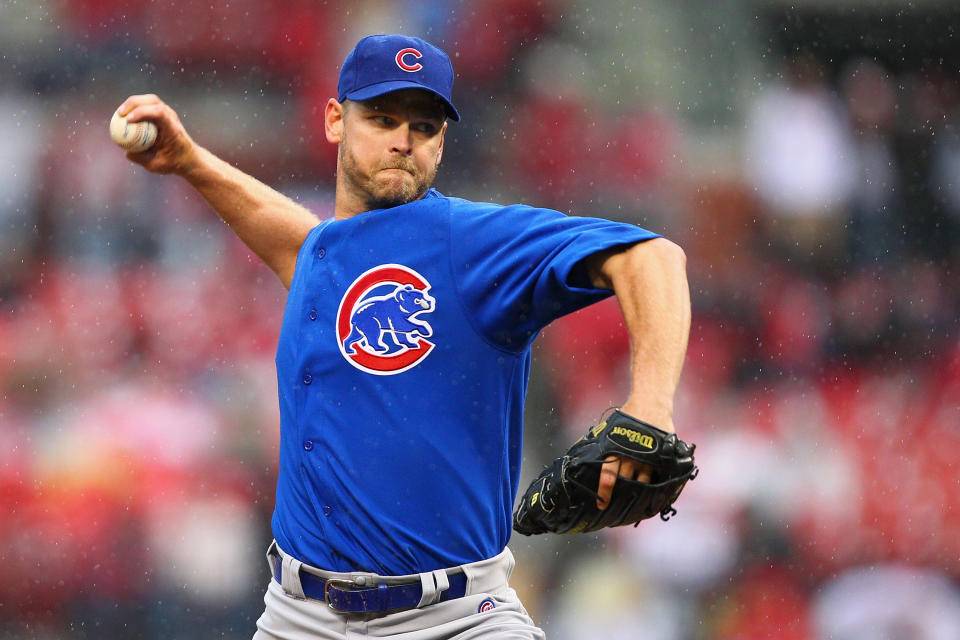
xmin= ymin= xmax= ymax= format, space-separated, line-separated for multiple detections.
xmin=324 ymin=578 xmax=359 ymax=613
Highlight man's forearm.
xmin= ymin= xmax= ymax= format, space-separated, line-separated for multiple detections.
xmin=590 ymin=238 xmax=691 ymax=431
xmin=118 ymin=94 xmax=322 ymax=289
xmin=183 ymin=147 xmax=320 ymax=288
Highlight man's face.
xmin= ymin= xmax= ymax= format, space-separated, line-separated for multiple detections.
xmin=337 ymin=89 xmax=447 ymax=211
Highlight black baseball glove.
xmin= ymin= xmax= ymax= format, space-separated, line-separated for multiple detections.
xmin=513 ymin=409 xmax=697 ymax=535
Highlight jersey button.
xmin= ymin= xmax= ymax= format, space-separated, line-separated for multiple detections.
xmin=308 ymin=309 xmax=318 ymax=321
xmin=317 ymin=248 xmax=326 ymax=259
xmin=302 ymin=373 xmax=313 ymax=385
xmin=322 ymin=505 xmax=332 ymax=516
xmin=303 ymin=440 xmax=314 ymax=451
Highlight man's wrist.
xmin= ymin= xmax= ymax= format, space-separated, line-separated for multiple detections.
xmin=178 ymin=145 xmax=213 ymax=183
xmin=618 ymin=401 xmax=674 ymax=433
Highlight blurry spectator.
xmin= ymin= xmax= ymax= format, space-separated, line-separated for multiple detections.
xmin=546 ymin=553 xmax=688 ymax=640
xmin=449 ymin=0 xmax=557 ymax=87
xmin=144 ymin=0 xmax=272 ymax=70
xmin=0 ymin=88 xmax=45 ymax=294
xmin=604 ymin=104 xmax=680 ymax=227
xmin=141 ymin=465 xmax=263 ymax=638
xmin=889 ymin=257 xmax=956 ymax=361
xmin=507 ymin=92 xmax=599 ymax=207
xmin=813 ymin=565 xmax=960 ymax=640
xmin=928 ymin=71 xmax=960 ymax=270
xmin=757 ymin=270 xmax=831 ymax=375
xmin=44 ymin=99 xmax=162 ymax=266
xmin=932 ymin=109 xmax=960 ymax=224
xmin=895 ymin=65 xmax=960 ymax=260
xmin=745 ymin=52 xmax=857 ymax=273
xmin=840 ymin=57 xmax=902 ymax=266
xmin=59 ymin=0 xmax=146 ymax=48
xmin=616 ymin=492 xmax=741 ymax=595
xmin=827 ymin=265 xmax=895 ymax=363
xmin=708 ymin=564 xmax=813 ymax=640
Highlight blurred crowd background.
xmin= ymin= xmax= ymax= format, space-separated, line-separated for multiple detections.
xmin=2 ymin=0 xmax=959 ymax=638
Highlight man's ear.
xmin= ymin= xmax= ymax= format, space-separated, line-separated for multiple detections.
xmin=325 ymin=99 xmax=344 ymax=144
xmin=436 ymin=121 xmax=448 ymax=166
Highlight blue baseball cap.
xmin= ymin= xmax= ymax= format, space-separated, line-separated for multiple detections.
xmin=337 ymin=34 xmax=461 ymax=122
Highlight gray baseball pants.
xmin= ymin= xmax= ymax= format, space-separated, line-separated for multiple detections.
xmin=253 ymin=543 xmax=545 ymax=639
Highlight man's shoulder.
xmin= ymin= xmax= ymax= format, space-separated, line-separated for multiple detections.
xmin=430 ymin=190 xmax=554 ymax=219
xmin=430 ymin=189 xmax=502 ymax=213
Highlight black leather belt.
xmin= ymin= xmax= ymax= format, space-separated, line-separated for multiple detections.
xmin=272 ymin=559 xmax=468 ymax=613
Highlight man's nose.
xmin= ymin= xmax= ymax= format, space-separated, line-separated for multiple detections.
xmin=389 ymin=123 xmax=413 ymax=155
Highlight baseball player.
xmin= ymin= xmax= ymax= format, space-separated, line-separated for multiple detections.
xmin=117 ymin=34 xmax=691 ymax=639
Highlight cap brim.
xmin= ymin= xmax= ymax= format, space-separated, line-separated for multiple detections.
xmin=342 ymin=80 xmax=461 ymax=122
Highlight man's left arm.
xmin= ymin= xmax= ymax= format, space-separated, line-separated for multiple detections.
xmin=583 ymin=237 xmax=692 ymax=510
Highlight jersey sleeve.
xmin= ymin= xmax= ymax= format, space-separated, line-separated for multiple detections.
xmin=448 ymin=199 xmax=660 ymax=351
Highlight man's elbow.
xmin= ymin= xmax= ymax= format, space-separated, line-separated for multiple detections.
xmin=636 ymin=237 xmax=687 ymax=272
xmin=593 ymin=237 xmax=686 ymax=289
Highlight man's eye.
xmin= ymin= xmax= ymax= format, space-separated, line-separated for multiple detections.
xmin=414 ymin=123 xmax=437 ymax=134
xmin=374 ymin=116 xmax=393 ymax=125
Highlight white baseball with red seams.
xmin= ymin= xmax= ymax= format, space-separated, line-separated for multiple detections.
xmin=109 ymin=109 xmax=157 ymax=153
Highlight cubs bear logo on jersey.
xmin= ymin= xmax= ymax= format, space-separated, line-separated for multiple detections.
xmin=336 ymin=264 xmax=436 ymax=375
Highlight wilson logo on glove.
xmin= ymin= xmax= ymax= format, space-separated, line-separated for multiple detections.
xmin=609 ymin=427 xmax=656 ymax=452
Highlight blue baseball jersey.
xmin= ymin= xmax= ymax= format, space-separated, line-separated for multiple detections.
xmin=272 ymin=189 xmax=659 ymax=575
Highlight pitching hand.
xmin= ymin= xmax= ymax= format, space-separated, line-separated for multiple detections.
xmin=115 ymin=94 xmax=198 ymax=176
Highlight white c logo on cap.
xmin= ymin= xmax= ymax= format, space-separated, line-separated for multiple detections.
xmin=396 ymin=48 xmax=423 ymax=72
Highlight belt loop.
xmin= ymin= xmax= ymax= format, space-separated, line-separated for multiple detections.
xmin=417 ymin=572 xmax=438 ymax=607
xmin=416 ymin=568 xmax=451 ymax=608
xmin=432 ymin=569 xmax=450 ymax=596
xmin=281 ymin=553 xmax=307 ymax=600
xmin=265 ymin=540 xmax=278 ymax=576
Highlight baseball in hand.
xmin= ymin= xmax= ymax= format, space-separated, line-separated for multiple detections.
xmin=109 ymin=109 xmax=157 ymax=153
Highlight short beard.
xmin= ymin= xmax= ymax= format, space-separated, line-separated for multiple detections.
xmin=338 ymin=132 xmax=438 ymax=211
